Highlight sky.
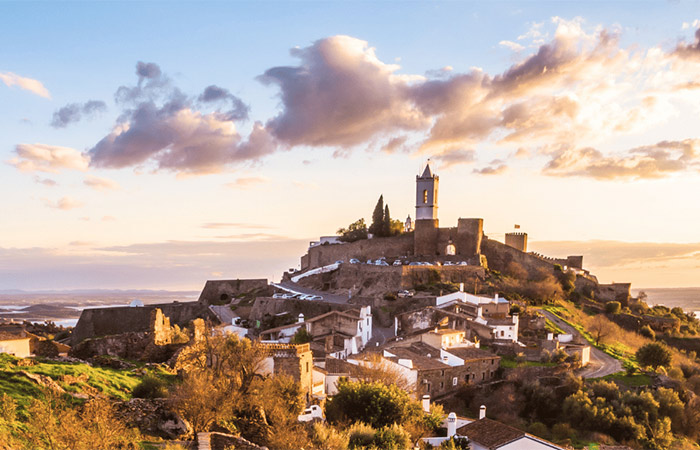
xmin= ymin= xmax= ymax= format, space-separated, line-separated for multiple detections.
xmin=2 ymin=1 xmax=700 ymax=290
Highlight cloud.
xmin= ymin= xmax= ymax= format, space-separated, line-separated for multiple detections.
xmin=51 ymin=100 xmax=107 ymax=128
xmin=259 ymin=35 xmax=429 ymax=148
xmin=381 ymin=136 xmax=408 ymax=153
xmin=201 ymin=222 xmax=273 ymax=229
xmin=8 ymin=143 xmax=89 ymax=173
xmin=43 ymin=196 xmax=84 ymax=210
xmin=674 ymin=27 xmax=700 ymax=60
xmin=224 ymin=176 xmax=269 ymax=189
xmin=430 ymin=149 xmax=476 ymax=168
xmin=33 ymin=176 xmax=58 ymax=187
xmin=197 ymin=85 xmax=249 ymax=121
xmin=88 ymin=62 xmax=273 ymax=175
xmin=474 ymin=160 xmax=508 ymax=175
xmin=101 ymin=215 xmax=117 ymax=222
xmin=84 ymin=175 xmax=121 ymax=191
xmin=0 ymin=71 xmax=50 ymax=98
xmin=499 ymin=40 xmax=525 ymax=52
xmin=543 ymin=139 xmax=700 ymax=179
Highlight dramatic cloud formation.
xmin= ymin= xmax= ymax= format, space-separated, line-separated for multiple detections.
xmin=51 ymin=100 xmax=107 ymax=128
xmin=544 ymin=139 xmax=700 ymax=179
xmin=88 ymin=62 xmax=270 ymax=175
xmin=83 ymin=175 xmax=121 ymax=191
xmin=8 ymin=143 xmax=89 ymax=173
xmin=0 ymin=71 xmax=50 ymax=98
xmin=43 ymin=196 xmax=84 ymax=210
xmin=259 ymin=35 xmax=428 ymax=147
xmin=674 ymin=27 xmax=700 ymax=60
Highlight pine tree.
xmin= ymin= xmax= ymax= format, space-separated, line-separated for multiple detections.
xmin=383 ymin=204 xmax=391 ymax=237
xmin=369 ymin=195 xmax=384 ymax=236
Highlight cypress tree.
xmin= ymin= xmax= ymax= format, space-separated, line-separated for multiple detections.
xmin=383 ymin=204 xmax=391 ymax=237
xmin=369 ymin=195 xmax=384 ymax=236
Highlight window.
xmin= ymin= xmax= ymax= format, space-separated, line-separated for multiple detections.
xmin=440 ymin=382 xmax=444 ymax=389
xmin=423 ymin=189 xmax=428 ymax=203
xmin=453 ymin=377 xmax=458 ymax=386
xmin=441 ymin=370 xmax=445 ymax=376
xmin=500 ymin=330 xmax=505 ymax=337
xmin=482 ymin=372 xmax=485 ymax=380
xmin=306 ymin=362 xmax=309 ymax=373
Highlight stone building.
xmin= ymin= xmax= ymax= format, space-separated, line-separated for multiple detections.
xmin=259 ymin=342 xmax=314 ymax=401
xmin=0 ymin=329 xmax=31 ymax=358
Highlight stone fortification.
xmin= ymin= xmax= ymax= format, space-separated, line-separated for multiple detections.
xmin=249 ymin=298 xmax=356 ymax=325
xmin=505 ymin=232 xmax=528 ymax=252
xmin=72 ymin=301 xmax=211 ymax=345
xmin=301 ymin=233 xmax=414 ymax=270
xmin=197 ymin=279 xmax=271 ymax=305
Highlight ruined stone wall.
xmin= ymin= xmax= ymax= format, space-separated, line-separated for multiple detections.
xmin=197 ymin=279 xmax=271 ymax=305
xmin=309 ymin=314 xmax=359 ymax=337
xmin=414 ymin=219 xmax=440 ymax=256
xmin=417 ymin=356 xmax=499 ymax=398
xmin=481 ymin=237 xmax=555 ymax=277
xmin=302 ymin=233 xmax=414 ymax=270
xmin=596 ymin=283 xmax=631 ymax=305
xmin=457 ymin=218 xmax=483 ymax=256
xmin=72 ymin=302 xmax=211 ymax=345
xmin=267 ymin=343 xmax=313 ymax=399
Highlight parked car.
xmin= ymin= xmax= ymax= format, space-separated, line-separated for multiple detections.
xmin=458 ymin=261 xmax=469 ymax=265
xmin=392 ymin=260 xmax=402 ymax=266
xmin=408 ymin=261 xmax=421 ymax=266
xmin=335 ymin=260 xmax=344 ymax=264
xmin=298 ymin=405 xmax=324 ymax=422
xmin=272 ymin=293 xmax=286 ymax=298
xmin=349 ymin=258 xmax=360 ymax=264
xmin=397 ymin=290 xmax=414 ymax=298
xmin=306 ymin=295 xmax=323 ymax=301
xmin=375 ymin=260 xmax=389 ymax=266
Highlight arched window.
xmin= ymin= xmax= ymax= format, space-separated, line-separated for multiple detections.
xmin=423 ymin=189 xmax=428 ymax=203
xmin=446 ymin=243 xmax=456 ymax=256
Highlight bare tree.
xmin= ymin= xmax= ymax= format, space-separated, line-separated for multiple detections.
xmin=588 ymin=314 xmax=614 ymax=346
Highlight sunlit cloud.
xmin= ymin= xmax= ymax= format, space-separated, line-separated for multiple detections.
xmin=8 ymin=143 xmax=89 ymax=173
xmin=224 ymin=176 xmax=269 ymax=189
xmin=0 ymin=71 xmax=51 ymax=98
xmin=474 ymin=160 xmax=508 ymax=175
xmin=84 ymin=175 xmax=121 ymax=191
xmin=43 ymin=196 xmax=85 ymax=210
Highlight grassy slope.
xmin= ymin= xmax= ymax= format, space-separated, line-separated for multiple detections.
xmin=0 ymin=354 xmax=172 ymax=412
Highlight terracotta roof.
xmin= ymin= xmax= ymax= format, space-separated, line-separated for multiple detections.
xmin=0 ymin=330 xmax=28 ymax=341
xmin=457 ymin=418 xmax=524 ymax=449
xmin=384 ymin=344 xmax=449 ymax=371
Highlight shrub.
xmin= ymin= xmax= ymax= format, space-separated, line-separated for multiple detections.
xmin=640 ymin=325 xmax=655 ymax=340
xmin=132 ymin=375 xmax=168 ymax=399
xmin=636 ymin=342 xmax=672 ymax=369
xmin=311 ymin=423 xmax=349 ymax=450
xmin=384 ymin=292 xmax=397 ymax=301
xmin=605 ymin=301 xmax=621 ymax=315
xmin=528 ymin=422 xmax=549 ymax=439
xmin=347 ymin=422 xmax=375 ymax=449
xmin=34 ymin=339 xmax=59 ymax=358
xmin=291 ymin=328 xmax=312 ymax=345
xmin=374 ymin=423 xmax=411 ymax=450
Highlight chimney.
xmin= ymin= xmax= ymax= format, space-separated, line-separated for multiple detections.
xmin=298 ymin=313 xmax=305 ymax=323
xmin=447 ymin=412 xmax=457 ymax=437
xmin=494 ymin=294 xmax=498 ymax=301
xmin=422 ymin=395 xmax=430 ymax=413
xmin=547 ymin=332 xmax=553 ymax=341
xmin=459 ymin=282 xmax=464 ymax=292
xmin=479 ymin=405 xmax=486 ymax=420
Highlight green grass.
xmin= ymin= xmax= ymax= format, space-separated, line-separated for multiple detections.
xmin=0 ymin=354 xmax=174 ymax=412
xmin=500 ymin=356 xmax=558 ymax=368
xmin=596 ymin=373 xmax=652 ymax=387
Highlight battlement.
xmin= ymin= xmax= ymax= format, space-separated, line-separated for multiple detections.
xmin=261 ymin=342 xmax=310 ymax=357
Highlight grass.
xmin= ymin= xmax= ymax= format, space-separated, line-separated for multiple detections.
xmin=500 ymin=356 xmax=558 ymax=369
xmin=0 ymin=354 xmax=174 ymax=413
xmin=597 ymin=373 xmax=652 ymax=387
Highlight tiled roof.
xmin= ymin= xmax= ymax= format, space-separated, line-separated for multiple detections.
xmin=445 ymin=347 xmax=497 ymax=361
xmin=456 ymin=418 xmax=524 ymax=449
xmin=385 ymin=345 xmax=449 ymax=371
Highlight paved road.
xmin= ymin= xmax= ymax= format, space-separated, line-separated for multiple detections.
xmin=540 ymin=310 xmax=622 ymax=378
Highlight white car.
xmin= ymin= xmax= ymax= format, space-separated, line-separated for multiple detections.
xmin=272 ymin=293 xmax=286 ymax=298
xmin=392 ymin=260 xmax=402 ymax=266
xmin=349 ymin=258 xmax=360 ymax=264
xmin=306 ymin=295 xmax=323 ymax=301
xmin=335 ymin=260 xmax=344 ymax=264
xmin=298 ymin=405 xmax=324 ymax=422
xmin=375 ymin=260 xmax=389 ymax=266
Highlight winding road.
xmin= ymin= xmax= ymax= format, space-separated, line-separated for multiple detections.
xmin=541 ymin=310 xmax=622 ymax=378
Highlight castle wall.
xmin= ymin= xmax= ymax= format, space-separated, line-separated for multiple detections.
xmin=249 ymin=298 xmax=356 ymax=324
xmin=457 ymin=218 xmax=483 ymax=256
xmin=197 ymin=279 xmax=271 ymax=305
xmin=72 ymin=302 xmax=211 ymax=345
xmin=414 ymin=220 xmax=439 ymax=256
xmin=481 ymin=237 xmax=554 ymax=277
xmin=302 ymin=233 xmax=414 ymax=270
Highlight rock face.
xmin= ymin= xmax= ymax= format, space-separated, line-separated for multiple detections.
xmin=20 ymin=370 xmax=65 ymax=393
xmin=115 ymin=398 xmax=192 ymax=440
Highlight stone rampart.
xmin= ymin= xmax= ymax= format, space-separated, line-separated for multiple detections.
xmin=197 ymin=279 xmax=271 ymax=305
xmin=72 ymin=301 xmax=211 ymax=345
xmin=248 ymin=298 xmax=356 ymax=324
xmin=302 ymin=233 xmax=414 ymax=270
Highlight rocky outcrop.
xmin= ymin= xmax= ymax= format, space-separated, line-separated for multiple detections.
xmin=20 ymin=370 xmax=65 ymax=393
xmin=115 ymin=398 xmax=192 ymax=440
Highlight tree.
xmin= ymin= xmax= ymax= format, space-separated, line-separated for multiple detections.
xmin=369 ymin=195 xmax=384 ymax=236
xmin=383 ymin=204 xmax=392 ymax=237
xmin=588 ymin=315 xmax=614 ymax=346
xmin=636 ymin=342 xmax=672 ymax=369
xmin=346 ymin=352 xmax=414 ymax=391
xmin=337 ymin=218 xmax=368 ymax=243
xmin=325 ymin=379 xmax=417 ymax=429
xmin=605 ymin=301 xmax=621 ymax=314
xmin=291 ymin=328 xmax=312 ymax=344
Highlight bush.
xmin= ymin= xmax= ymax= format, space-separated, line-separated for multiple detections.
xmin=347 ymin=422 xmax=375 ymax=449
xmin=636 ymin=342 xmax=672 ymax=369
xmin=605 ymin=301 xmax=621 ymax=314
xmin=384 ymin=292 xmax=397 ymax=301
xmin=132 ymin=375 xmax=168 ymax=399
xmin=291 ymin=328 xmax=312 ymax=345
xmin=374 ymin=423 xmax=411 ymax=450
xmin=528 ymin=422 xmax=549 ymax=439
xmin=640 ymin=325 xmax=655 ymax=340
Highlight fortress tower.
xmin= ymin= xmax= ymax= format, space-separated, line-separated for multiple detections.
xmin=414 ymin=163 xmax=440 ymax=256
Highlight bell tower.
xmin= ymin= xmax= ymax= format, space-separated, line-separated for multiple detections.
xmin=416 ymin=162 xmax=438 ymax=221
xmin=414 ymin=162 xmax=439 ymax=256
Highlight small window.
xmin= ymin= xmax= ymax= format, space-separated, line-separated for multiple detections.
xmin=306 ymin=362 xmax=309 ymax=373
xmin=423 ymin=189 xmax=428 ymax=203
xmin=441 ymin=370 xmax=445 ymax=376
xmin=440 ymin=382 xmax=444 ymax=389
xmin=453 ymin=377 xmax=458 ymax=386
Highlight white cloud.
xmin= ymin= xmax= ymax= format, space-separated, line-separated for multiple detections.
xmin=0 ymin=71 xmax=51 ymax=98
xmin=84 ymin=175 xmax=121 ymax=191
xmin=8 ymin=143 xmax=89 ymax=173
xmin=499 ymin=40 xmax=525 ymax=51
xmin=43 ymin=196 xmax=85 ymax=210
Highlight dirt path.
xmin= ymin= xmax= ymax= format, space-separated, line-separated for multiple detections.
xmin=540 ymin=310 xmax=623 ymax=378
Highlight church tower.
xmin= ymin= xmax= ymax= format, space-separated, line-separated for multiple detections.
xmin=414 ymin=162 xmax=439 ymax=256
xmin=416 ymin=163 xmax=439 ymax=221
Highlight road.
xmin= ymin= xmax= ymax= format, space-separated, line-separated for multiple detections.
xmin=540 ymin=310 xmax=622 ymax=378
